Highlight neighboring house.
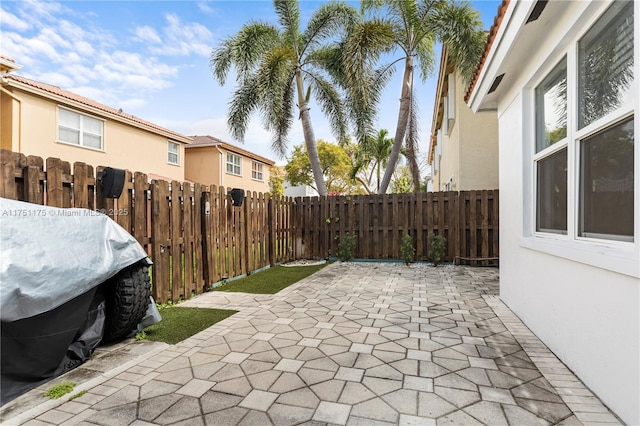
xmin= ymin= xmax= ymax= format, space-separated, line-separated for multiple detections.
xmin=0 ymin=56 xmax=190 ymax=182
xmin=184 ymin=135 xmax=274 ymax=194
xmin=283 ymin=180 xmax=318 ymax=198
xmin=428 ymin=46 xmax=499 ymax=191
xmin=467 ymin=1 xmax=638 ymax=424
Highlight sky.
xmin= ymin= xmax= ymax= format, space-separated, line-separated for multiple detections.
xmin=0 ymin=0 xmax=501 ymax=166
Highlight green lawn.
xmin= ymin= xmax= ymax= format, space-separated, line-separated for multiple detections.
xmin=214 ymin=263 xmax=328 ymax=294
xmin=143 ymin=307 xmax=237 ymax=344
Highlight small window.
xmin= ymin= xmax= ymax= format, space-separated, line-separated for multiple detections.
xmin=168 ymin=141 xmax=179 ymax=165
xmin=58 ymin=107 xmax=103 ymax=150
xmin=226 ymin=152 xmax=242 ymax=175
xmin=252 ymin=161 xmax=264 ymax=181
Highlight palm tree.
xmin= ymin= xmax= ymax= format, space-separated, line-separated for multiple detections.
xmin=350 ymin=128 xmax=395 ymax=194
xmin=210 ymin=0 xmax=357 ymax=196
xmin=345 ymin=0 xmax=486 ymax=194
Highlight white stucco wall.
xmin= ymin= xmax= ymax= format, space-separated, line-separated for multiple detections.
xmin=498 ymin=92 xmax=639 ymax=424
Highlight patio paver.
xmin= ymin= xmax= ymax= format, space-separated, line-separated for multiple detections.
xmin=2 ymin=262 xmax=622 ymax=425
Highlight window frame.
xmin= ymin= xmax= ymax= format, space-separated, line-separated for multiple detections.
xmin=167 ymin=141 xmax=180 ymax=166
xmin=251 ymin=161 xmax=264 ymax=181
xmin=522 ymin=0 xmax=638 ymax=277
xmin=57 ymin=106 xmax=104 ymax=151
xmin=226 ymin=152 xmax=242 ymax=176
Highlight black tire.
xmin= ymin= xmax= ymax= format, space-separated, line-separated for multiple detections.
xmin=103 ymin=263 xmax=151 ymax=342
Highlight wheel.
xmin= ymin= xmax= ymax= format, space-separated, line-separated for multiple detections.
xmin=103 ymin=263 xmax=151 ymax=341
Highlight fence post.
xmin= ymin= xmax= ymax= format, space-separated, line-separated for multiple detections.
xmin=267 ymin=194 xmax=276 ymax=266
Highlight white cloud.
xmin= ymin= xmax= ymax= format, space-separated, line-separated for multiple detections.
xmin=0 ymin=9 xmax=31 ymax=31
xmin=148 ymin=14 xmax=213 ymax=57
xmin=36 ymin=72 xmax=74 ymax=88
xmin=197 ymin=2 xmax=214 ymax=14
xmin=134 ymin=26 xmax=161 ymax=44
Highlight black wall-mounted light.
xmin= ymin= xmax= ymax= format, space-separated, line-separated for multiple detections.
xmin=99 ymin=167 xmax=126 ymax=198
xmin=229 ymin=188 xmax=245 ymax=207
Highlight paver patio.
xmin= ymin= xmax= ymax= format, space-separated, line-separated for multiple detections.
xmin=7 ymin=262 xmax=621 ymax=425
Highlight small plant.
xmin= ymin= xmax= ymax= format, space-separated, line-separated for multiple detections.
xmin=135 ymin=330 xmax=147 ymax=341
xmin=428 ymin=233 xmax=447 ymax=266
xmin=400 ymin=234 xmax=415 ymax=266
xmin=69 ymin=390 xmax=87 ymax=401
xmin=44 ymin=382 xmax=75 ymax=399
xmin=337 ymin=232 xmax=356 ymax=261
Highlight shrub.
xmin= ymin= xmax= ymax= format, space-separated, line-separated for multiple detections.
xmin=400 ymin=234 xmax=415 ymax=266
xmin=428 ymin=233 xmax=447 ymax=266
xmin=337 ymin=232 xmax=356 ymax=261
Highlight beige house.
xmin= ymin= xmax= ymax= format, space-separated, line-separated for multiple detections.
xmin=0 ymin=55 xmax=191 ymax=182
xmin=428 ymin=47 xmax=499 ymax=191
xmin=185 ymin=135 xmax=274 ymax=194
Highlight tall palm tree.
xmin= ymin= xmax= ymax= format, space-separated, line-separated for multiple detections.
xmin=350 ymin=128 xmax=395 ymax=193
xmin=210 ymin=0 xmax=357 ymax=196
xmin=345 ymin=0 xmax=486 ymax=194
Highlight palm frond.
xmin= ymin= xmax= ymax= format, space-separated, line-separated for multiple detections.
xmin=274 ymin=0 xmax=300 ymax=45
xmin=415 ymin=32 xmax=435 ymax=82
xmin=303 ymin=71 xmax=348 ymax=143
xmin=427 ymin=0 xmax=485 ymax=83
xmin=210 ymin=22 xmax=281 ymax=84
xmin=227 ymin=76 xmax=261 ymax=141
xmin=301 ymin=2 xmax=359 ymax=57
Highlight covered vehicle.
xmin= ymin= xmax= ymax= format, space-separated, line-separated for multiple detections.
xmin=0 ymin=197 xmax=155 ymax=404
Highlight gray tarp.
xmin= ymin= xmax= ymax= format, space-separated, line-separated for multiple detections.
xmin=0 ymin=197 xmax=149 ymax=321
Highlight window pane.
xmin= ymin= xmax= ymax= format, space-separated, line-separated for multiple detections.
xmin=168 ymin=142 xmax=178 ymax=154
xmin=578 ymin=1 xmax=634 ymax=128
xmin=83 ymin=116 xmax=102 ymax=135
xmin=227 ymin=163 xmax=234 ymax=173
xmin=168 ymin=152 xmax=178 ymax=164
xmin=536 ymin=148 xmax=568 ymax=234
xmin=59 ymin=109 xmax=80 ymax=128
xmin=83 ymin=133 xmax=102 ymax=149
xmin=59 ymin=127 xmax=80 ymax=144
xmin=535 ymin=58 xmax=567 ymax=152
xmin=579 ymin=117 xmax=634 ymax=241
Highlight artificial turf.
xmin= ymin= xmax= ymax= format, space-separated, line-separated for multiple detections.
xmin=143 ymin=307 xmax=237 ymax=344
xmin=214 ymin=263 xmax=328 ymax=294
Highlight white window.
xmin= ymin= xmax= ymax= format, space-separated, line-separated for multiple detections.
xmin=58 ymin=107 xmax=103 ymax=150
xmin=532 ymin=2 xmax=634 ymax=243
xmin=168 ymin=141 xmax=179 ymax=165
xmin=252 ymin=161 xmax=264 ymax=181
xmin=226 ymin=152 xmax=241 ymax=175
xmin=447 ymin=73 xmax=456 ymax=129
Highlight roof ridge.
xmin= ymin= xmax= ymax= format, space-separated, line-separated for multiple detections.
xmin=6 ymin=74 xmax=191 ymax=143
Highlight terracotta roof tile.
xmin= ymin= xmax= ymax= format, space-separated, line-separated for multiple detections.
xmin=465 ymin=0 xmax=510 ymax=103
xmin=0 ymin=54 xmax=16 ymax=63
xmin=5 ymin=74 xmax=191 ymax=143
xmin=187 ymin=135 xmax=275 ymax=165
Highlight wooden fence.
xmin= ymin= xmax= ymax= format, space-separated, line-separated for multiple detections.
xmin=0 ymin=150 xmax=294 ymax=304
xmin=0 ymin=150 xmax=499 ymax=303
xmin=289 ymin=191 xmax=499 ymax=265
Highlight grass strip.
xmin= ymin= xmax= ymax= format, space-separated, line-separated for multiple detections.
xmin=143 ymin=307 xmax=237 ymax=344
xmin=214 ymin=263 xmax=328 ymax=294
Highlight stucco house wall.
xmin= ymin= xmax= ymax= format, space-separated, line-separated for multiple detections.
xmin=429 ymin=51 xmax=498 ymax=191
xmin=468 ymin=1 xmax=639 ymax=424
xmin=1 ymin=71 xmax=189 ymax=182
xmin=184 ymin=135 xmax=274 ymax=194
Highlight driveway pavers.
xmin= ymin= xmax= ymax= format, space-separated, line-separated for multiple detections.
xmin=5 ymin=262 xmax=621 ymax=425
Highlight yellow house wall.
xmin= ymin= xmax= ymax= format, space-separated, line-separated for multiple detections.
xmin=1 ymin=93 xmax=17 ymax=151
xmin=185 ymin=146 xmax=272 ymax=194
xmin=432 ymin=72 xmax=498 ymax=191
xmin=221 ymin=150 xmax=271 ymax=194
xmin=2 ymin=89 xmax=185 ymax=181
xmin=185 ymin=146 xmax=221 ymax=186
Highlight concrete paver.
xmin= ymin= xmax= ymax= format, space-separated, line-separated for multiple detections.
xmin=1 ymin=262 xmax=622 ymax=425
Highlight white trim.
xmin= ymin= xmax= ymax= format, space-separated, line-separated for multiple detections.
xmin=521 ymin=0 xmax=638 ymax=274
xmin=226 ymin=152 xmax=242 ymax=176
xmin=167 ymin=140 xmax=180 ymax=166
xmin=56 ymin=106 xmax=104 ymax=151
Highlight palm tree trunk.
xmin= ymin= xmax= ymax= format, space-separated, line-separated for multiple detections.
xmin=296 ymin=72 xmax=328 ymax=196
xmin=378 ymin=58 xmax=413 ymax=194
xmin=405 ymin=98 xmax=421 ymax=193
